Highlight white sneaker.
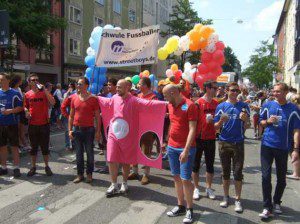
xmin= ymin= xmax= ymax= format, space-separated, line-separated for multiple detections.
xmin=119 ymin=182 xmax=128 ymax=194
xmin=259 ymin=209 xmax=273 ymax=219
xmin=234 ymin=200 xmax=243 ymax=213
xmin=273 ymin=204 xmax=282 ymax=214
xmin=193 ymin=188 xmax=200 ymax=200
xmin=206 ymin=188 xmax=216 ymax=200
xmin=220 ymin=196 xmax=229 ymax=208
xmin=106 ymin=183 xmax=119 ymax=197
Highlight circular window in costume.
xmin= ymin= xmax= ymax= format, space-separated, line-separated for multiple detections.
xmin=112 ymin=118 xmax=129 ymax=139
xmin=139 ymin=131 xmax=161 ymax=160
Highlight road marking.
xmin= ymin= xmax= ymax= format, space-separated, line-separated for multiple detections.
xmin=27 ymin=188 xmax=105 ymax=224
xmin=0 ymin=181 xmax=51 ymax=210
xmin=109 ymin=201 xmax=167 ymax=224
xmin=196 ymin=211 xmax=238 ymax=224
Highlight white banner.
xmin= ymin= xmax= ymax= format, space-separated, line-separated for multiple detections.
xmin=96 ymin=25 xmax=160 ymax=68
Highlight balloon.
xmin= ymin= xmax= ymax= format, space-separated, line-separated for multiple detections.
xmin=90 ymin=83 xmax=99 ymax=94
xmin=179 ymin=35 xmax=190 ymax=51
xmin=188 ymin=30 xmax=201 ymax=43
xmin=157 ymin=47 xmax=168 ymax=60
xmin=91 ymin=26 xmax=103 ymax=39
xmin=193 ymin=23 xmax=203 ymax=32
xmin=198 ymin=38 xmax=208 ymax=49
xmin=201 ymin=52 xmax=212 ymax=63
xmin=195 ymin=75 xmax=205 ymax=89
xmin=198 ymin=63 xmax=209 ymax=74
xmin=215 ymin=55 xmax=225 ymax=65
xmin=149 ymin=74 xmax=155 ymax=82
xmin=85 ymin=67 xmax=93 ymax=78
xmin=143 ymin=70 xmax=150 ymax=77
xmin=111 ymin=118 xmax=129 ymax=139
xmin=166 ymin=36 xmax=179 ymax=54
xmin=205 ymin=42 xmax=216 ymax=53
xmin=207 ymin=61 xmax=218 ymax=70
xmin=212 ymin=50 xmax=224 ymax=61
xmin=139 ymin=72 xmax=144 ymax=78
xmin=86 ymin=47 xmax=95 ymax=56
xmin=154 ymin=80 xmax=158 ymax=88
xmin=174 ymin=70 xmax=182 ymax=84
xmin=99 ymin=67 xmax=107 ymax=74
xmin=84 ymin=55 xmax=95 ymax=67
xmin=132 ymin=75 xmax=140 ymax=85
xmin=114 ymin=27 xmax=122 ymax=30
xmin=103 ymin=24 xmax=114 ymax=29
xmin=189 ymin=41 xmax=199 ymax=51
xmin=98 ymin=74 xmax=107 ymax=85
xmin=166 ymin=69 xmax=173 ymax=78
xmin=216 ymin=41 xmax=225 ymax=50
xmin=174 ymin=47 xmax=183 ymax=56
xmin=199 ymin=26 xmax=215 ymax=39
xmin=184 ymin=62 xmax=192 ymax=70
xmin=213 ymin=66 xmax=223 ymax=76
xmin=89 ymin=37 xmax=95 ymax=46
xmin=125 ymin=77 xmax=132 ymax=82
xmin=171 ymin=64 xmax=178 ymax=72
xmin=208 ymin=33 xmax=219 ymax=44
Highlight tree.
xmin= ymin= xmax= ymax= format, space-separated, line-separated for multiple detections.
xmin=0 ymin=0 xmax=66 ymax=70
xmin=242 ymin=41 xmax=280 ymax=88
xmin=223 ymin=47 xmax=240 ymax=72
xmin=161 ymin=0 xmax=212 ymax=67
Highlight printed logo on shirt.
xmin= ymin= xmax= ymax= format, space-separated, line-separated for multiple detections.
xmin=181 ymin=104 xmax=188 ymax=111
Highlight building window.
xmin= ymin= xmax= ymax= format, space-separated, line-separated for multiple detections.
xmin=36 ymin=35 xmax=53 ymax=64
xmin=69 ymin=6 xmax=82 ymax=24
xmin=294 ymin=6 xmax=300 ymax=63
xmin=94 ymin=17 xmax=104 ymax=27
xmin=69 ymin=38 xmax=81 ymax=56
xmin=128 ymin=9 xmax=136 ymax=22
xmin=95 ymin=0 xmax=104 ymax=5
xmin=113 ymin=0 xmax=121 ymax=14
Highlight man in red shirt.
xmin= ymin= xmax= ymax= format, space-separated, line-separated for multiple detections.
xmin=24 ymin=73 xmax=55 ymax=176
xmin=128 ymin=77 xmax=158 ymax=185
xmin=163 ymin=84 xmax=198 ymax=224
xmin=69 ymin=77 xmax=100 ymax=184
xmin=192 ymin=80 xmax=218 ymax=200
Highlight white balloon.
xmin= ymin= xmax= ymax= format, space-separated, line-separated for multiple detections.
xmin=184 ymin=62 xmax=192 ymax=71
xmin=114 ymin=27 xmax=122 ymax=30
xmin=103 ymin=24 xmax=114 ymax=29
xmin=89 ymin=37 xmax=95 ymax=46
xmin=179 ymin=35 xmax=190 ymax=52
xmin=111 ymin=118 xmax=129 ymax=139
xmin=205 ymin=43 xmax=216 ymax=53
xmin=86 ymin=47 xmax=95 ymax=56
xmin=208 ymin=33 xmax=219 ymax=44
xmin=174 ymin=47 xmax=183 ymax=56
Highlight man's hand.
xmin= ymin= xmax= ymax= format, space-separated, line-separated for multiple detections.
xmin=95 ymin=132 xmax=101 ymax=142
xmin=69 ymin=131 xmax=74 ymax=140
xmin=291 ymin=151 xmax=299 ymax=164
xmin=179 ymin=150 xmax=189 ymax=163
xmin=25 ymin=110 xmax=31 ymax=119
xmin=267 ymin=116 xmax=278 ymax=125
xmin=239 ymin=112 xmax=248 ymax=122
xmin=220 ymin=114 xmax=229 ymax=123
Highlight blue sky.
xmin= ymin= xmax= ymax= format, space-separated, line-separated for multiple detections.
xmin=190 ymin=0 xmax=284 ymax=70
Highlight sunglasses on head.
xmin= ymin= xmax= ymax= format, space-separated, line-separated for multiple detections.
xmin=229 ymin=89 xmax=240 ymax=93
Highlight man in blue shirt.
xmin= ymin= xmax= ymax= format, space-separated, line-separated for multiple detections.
xmin=214 ymin=82 xmax=250 ymax=213
xmin=259 ymin=82 xmax=300 ymax=220
xmin=0 ymin=72 xmax=23 ymax=177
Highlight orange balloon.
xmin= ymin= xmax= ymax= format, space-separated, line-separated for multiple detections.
xmin=171 ymin=64 xmax=178 ymax=72
xmin=194 ymin=24 xmax=203 ymax=32
xmin=199 ymin=26 xmax=215 ymax=39
xmin=188 ymin=30 xmax=201 ymax=42
xmin=189 ymin=41 xmax=199 ymax=52
xmin=198 ymin=38 xmax=208 ymax=49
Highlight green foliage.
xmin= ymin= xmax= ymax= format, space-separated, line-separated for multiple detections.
xmin=160 ymin=0 xmax=212 ymax=67
xmin=223 ymin=46 xmax=241 ymax=73
xmin=242 ymin=41 xmax=280 ymax=88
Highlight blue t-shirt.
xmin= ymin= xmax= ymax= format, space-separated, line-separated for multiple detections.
xmin=0 ymin=88 xmax=23 ymax=126
xmin=260 ymin=101 xmax=300 ymax=151
xmin=214 ymin=101 xmax=250 ymax=143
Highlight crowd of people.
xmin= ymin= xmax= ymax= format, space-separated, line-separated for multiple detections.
xmin=0 ymin=71 xmax=299 ymax=223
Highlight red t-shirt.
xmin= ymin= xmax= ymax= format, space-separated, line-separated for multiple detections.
xmin=61 ymin=94 xmax=76 ymax=118
xmin=196 ymin=97 xmax=218 ymax=140
xmin=138 ymin=92 xmax=157 ymax=100
xmin=168 ymin=98 xmax=198 ymax=148
xmin=25 ymin=90 xmax=49 ymax=125
xmin=71 ymin=95 xmax=99 ymax=127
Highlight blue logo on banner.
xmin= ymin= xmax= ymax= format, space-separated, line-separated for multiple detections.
xmin=181 ymin=104 xmax=188 ymax=111
xmin=111 ymin=41 xmax=124 ymax=53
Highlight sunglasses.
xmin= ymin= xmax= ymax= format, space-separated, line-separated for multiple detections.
xmin=30 ymin=79 xmax=39 ymax=82
xmin=210 ymin=87 xmax=218 ymax=90
xmin=229 ymin=89 xmax=240 ymax=93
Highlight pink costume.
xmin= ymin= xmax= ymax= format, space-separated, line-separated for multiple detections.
xmin=98 ymin=94 xmax=166 ymax=168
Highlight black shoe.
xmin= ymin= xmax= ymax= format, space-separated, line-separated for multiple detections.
xmin=13 ymin=168 xmax=21 ymax=178
xmin=27 ymin=167 xmax=37 ymax=177
xmin=166 ymin=205 xmax=186 ymax=217
xmin=0 ymin=167 xmax=8 ymax=175
xmin=183 ymin=208 xmax=193 ymax=223
xmin=45 ymin=166 xmax=53 ymax=176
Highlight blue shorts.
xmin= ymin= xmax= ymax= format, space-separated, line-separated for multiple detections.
xmin=167 ymin=146 xmax=196 ymax=180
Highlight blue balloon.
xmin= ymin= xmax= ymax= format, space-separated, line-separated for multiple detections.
xmin=98 ymin=74 xmax=107 ymax=85
xmin=84 ymin=55 xmax=95 ymax=67
xmin=149 ymin=74 xmax=155 ymax=82
xmin=99 ymin=67 xmax=107 ymax=74
xmin=154 ymin=80 xmax=158 ymax=88
xmin=85 ymin=67 xmax=93 ymax=78
xmin=89 ymin=83 xmax=99 ymax=94
xmin=91 ymin=27 xmax=103 ymax=39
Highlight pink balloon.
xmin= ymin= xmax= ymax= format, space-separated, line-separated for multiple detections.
xmin=216 ymin=41 xmax=225 ymax=50
xmin=174 ymin=70 xmax=182 ymax=84
xmin=201 ymin=52 xmax=212 ymax=63
xmin=213 ymin=50 xmax=224 ymax=61
xmin=212 ymin=66 xmax=223 ymax=76
xmin=207 ymin=61 xmax=218 ymax=70
xmin=198 ymin=63 xmax=209 ymax=74
xmin=215 ymin=55 xmax=225 ymax=65
xmin=195 ymin=75 xmax=205 ymax=89
xmin=166 ymin=69 xmax=173 ymax=78
xmin=139 ymin=72 xmax=143 ymax=78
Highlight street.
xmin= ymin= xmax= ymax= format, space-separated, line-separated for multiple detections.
xmin=0 ymin=128 xmax=299 ymax=224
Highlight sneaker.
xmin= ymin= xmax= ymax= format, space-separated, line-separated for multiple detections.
xmin=45 ymin=166 xmax=53 ymax=176
xmin=166 ymin=205 xmax=186 ymax=217
xmin=259 ymin=209 xmax=273 ymax=219
xmin=220 ymin=196 xmax=229 ymax=208
xmin=0 ymin=168 xmax=8 ymax=176
xmin=27 ymin=167 xmax=37 ymax=177
xmin=183 ymin=208 xmax=193 ymax=224
xmin=127 ymin=172 xmax=139 ymax=180
xmin=106 ymin=183 xmax=119 ymax=197
xmin=274 ymin=204 xmax=282 ymax=214
xmin=141 ymin=175 xmax=150 ymax=185
xmin=119 ymin=182 xmax=129 ymax=194
xmin=193 ymin=188 xmax=200 ymax=200
xmin=206 ymin=188 xmax=216 ymax=200
xmin=234 ymin=200 xmax=243 ymax=213
xmin=13 ymin=168 xmax=21 ymax=178
xmin=73 ymin=175 xmax=84 ymax=183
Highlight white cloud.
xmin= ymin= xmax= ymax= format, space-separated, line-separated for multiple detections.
xmin=253 ymin=0 xmax=284 ymax=32
xmin=198 ymin=0 xmax=210 ymax=9
xmin=245 ymin=0 xmax=255 ymax=4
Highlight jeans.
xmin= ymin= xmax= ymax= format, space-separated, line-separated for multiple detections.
xmin=261 ymin=145 xmax=288 ymax=210
xmin=62 ymin=117 xmax=70 ymax=148
xmin=73 ymin=126 xmax=95 ymax=176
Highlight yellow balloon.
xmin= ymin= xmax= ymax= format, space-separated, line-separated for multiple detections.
xmin=199 ymin=26 xmax=215 ymax=39
xmin=194 ymin=23 xmax=203 ymax=32
xmin=157 ymin=47 xmax=168 ymax=60
xmin=166 ymin=37 xmax=179 ymax=54
xmin=125 ymin=77 xmax=132 ymax=82
xmin=143 ymin=70 xmax=150 ymax=77
xmin=171 ymin=64 xmax=178 ymax=72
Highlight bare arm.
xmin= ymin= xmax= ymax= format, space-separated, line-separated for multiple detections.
xmin=179 ymin=120 xmax=197 ymax=163
xmin=68 ymin=107 xmax=75 ymax=139
xmin=44 ymin=89 xmax=55 ymax=106
xmin=94 ymin=109 xmax=101 ymax=141
xmin=292 ymin=129 xmax=300 ymax=163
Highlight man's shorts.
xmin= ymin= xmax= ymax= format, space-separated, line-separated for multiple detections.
xmin=167 ymin=145 xmax=196 ymax=180
xmin=0 ymin=125 xmax=19 ymax=147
